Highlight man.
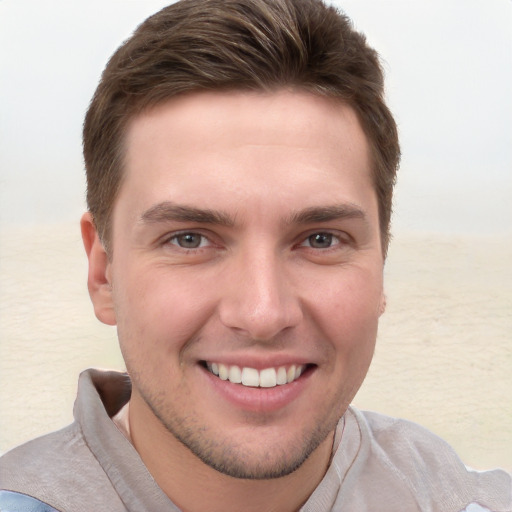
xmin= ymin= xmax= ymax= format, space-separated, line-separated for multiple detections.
xmin=0 ymin=0 xmax=510 ymax=510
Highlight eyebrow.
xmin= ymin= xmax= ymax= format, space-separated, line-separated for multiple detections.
xmin=139 ymin=201 xmax=236 ymax=227
xmin=140 ymin=201 xmax=367 ymax=228
xmin=288 ymin=204 xmax=367 ymax=225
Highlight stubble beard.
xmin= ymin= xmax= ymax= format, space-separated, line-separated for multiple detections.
xmin=139 ymin=385 xmax=339 ymax=480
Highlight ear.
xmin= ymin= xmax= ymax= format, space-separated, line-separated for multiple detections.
xmin=379 ymin=292 xmax=387 ymax=316
xmin=80 ymin=212 xmax=117 ymax=326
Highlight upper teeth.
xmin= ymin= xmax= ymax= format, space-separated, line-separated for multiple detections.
xmin=206 ymin=362 xmax=305 ymax=388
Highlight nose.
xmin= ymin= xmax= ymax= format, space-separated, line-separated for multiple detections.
xmin=218 ymin=248 xmax=303 ymax=341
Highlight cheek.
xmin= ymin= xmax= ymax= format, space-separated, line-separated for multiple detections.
xmin=111 ymin=265 xmax=216 ymax=355
xmin=313 ymin=263 xmax=383 ymax=317
xmin=308 ymin=267 xmax=382 ymax=357
xmin=325 ymin=278 xmax=381 ymax=402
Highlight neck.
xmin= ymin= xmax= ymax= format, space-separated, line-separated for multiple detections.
xmin=127 ymin=394 xmax=335 ymax=512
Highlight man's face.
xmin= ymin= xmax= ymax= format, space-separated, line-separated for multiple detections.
xmin=89 ymin=90 xmax=385 ymax=478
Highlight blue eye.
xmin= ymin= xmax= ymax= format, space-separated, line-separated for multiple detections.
xmin=306 ymin=233 xmax=337 ymax=249
xmin=170 ymin=233 xmax=207 ymax=249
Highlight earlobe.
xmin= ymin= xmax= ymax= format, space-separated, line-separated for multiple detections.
xmin=80 ymin=213 xmax=117 ymax=326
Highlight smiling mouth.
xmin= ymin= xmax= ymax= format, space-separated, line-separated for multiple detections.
xmin=203 ymin=362 xmax=312 ymax=388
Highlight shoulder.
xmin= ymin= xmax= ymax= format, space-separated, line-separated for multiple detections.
xmin=349 ymin=407 xmax=512 ymax=510
xmin=358 ymin=407 xmax=508 ymax=477
xmin=0 ymin=423 xmax=83 ymax=480
xmin=0 ymin=424 xmax=122 ymax=512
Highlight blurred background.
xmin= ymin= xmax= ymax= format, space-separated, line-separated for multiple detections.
xmin=0 ymin=0 xmax=511 ymax=470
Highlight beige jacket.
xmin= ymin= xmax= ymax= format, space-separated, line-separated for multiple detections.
xmin=0 ymin=369 xmax=510 ymax=511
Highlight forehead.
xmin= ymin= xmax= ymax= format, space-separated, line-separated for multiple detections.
xmin=117 ymin=90 xmax=374 ymax=221
xmin=126 ymin=90 xmax=368 ymax=154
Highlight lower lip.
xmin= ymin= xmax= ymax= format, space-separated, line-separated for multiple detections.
xmin=200 ymin=365 xmax=314 ymax=413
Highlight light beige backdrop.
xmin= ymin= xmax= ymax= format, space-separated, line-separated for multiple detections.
xmin=0 ymin=222 xmax=510 ymax=471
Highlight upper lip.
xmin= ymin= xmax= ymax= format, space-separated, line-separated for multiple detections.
xmin=198 ymin=354 xmax=316 ymax=370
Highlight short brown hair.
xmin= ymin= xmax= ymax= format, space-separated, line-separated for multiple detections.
xmin=83 ymin=0 xmax=400 ymax=254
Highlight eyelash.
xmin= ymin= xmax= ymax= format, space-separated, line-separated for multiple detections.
xmin=163 ymin=230 xmax=349 ymax=252
xmin=298 ymin=232 xmax=345 ymax=250
xmin=166 ymin=231 xmax=213 ymax=250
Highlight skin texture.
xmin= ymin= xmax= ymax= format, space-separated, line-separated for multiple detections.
xmin=82 ymin=90 xmax=385 ymax=512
